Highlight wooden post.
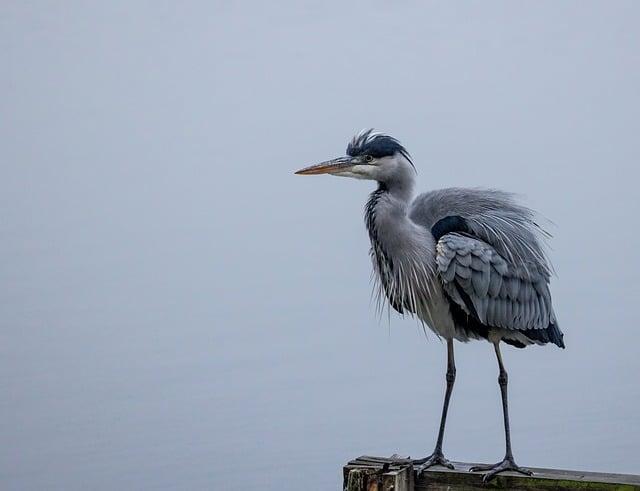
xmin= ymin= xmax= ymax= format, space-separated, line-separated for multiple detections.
xmin=344 ymin=456 xmax=640 ymax=490
xmin=343 ymin=456 xmax=414 ymax=491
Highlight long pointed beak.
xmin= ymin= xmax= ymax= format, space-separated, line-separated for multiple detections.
xmin=294 ymin=157 xmax=354 ymax=175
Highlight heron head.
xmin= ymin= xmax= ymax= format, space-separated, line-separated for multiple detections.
xmin=295 ymin=129 xmax=415 ymax=183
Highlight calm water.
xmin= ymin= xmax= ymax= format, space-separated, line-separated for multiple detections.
xmin=2 ymin=2 xmax=639 ymax=490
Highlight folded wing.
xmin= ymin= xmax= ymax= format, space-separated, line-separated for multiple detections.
xmin=436 ymin=232 xmax=556 ymax=333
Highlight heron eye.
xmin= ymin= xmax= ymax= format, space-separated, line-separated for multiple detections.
xmin=364 ymin=155 xmax=374 ymax=163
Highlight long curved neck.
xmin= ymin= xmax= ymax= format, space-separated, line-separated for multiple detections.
xmin=380 ymin=159 xmax=416 ymax=203
xmin=365 ymin=179 xmax=436 ymax=317
xmin=364 ymin=155 xmax=420 ymax=255
xmin=365 ymin=182 xmax=416 ymax=256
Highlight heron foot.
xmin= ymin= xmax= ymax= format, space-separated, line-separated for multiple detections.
xmin=469 ymin=456 xmax=532 ymax=482
xmin=414 ymin=451 xmax=455 ymax=475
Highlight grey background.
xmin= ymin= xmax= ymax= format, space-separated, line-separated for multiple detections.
xmin=2 ymin=1 xmax=639 ymax=490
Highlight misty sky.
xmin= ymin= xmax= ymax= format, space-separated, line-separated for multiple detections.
xmin=2 ymin=2 xmax=639 ymax=490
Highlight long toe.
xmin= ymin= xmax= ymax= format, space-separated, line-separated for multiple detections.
xmin=415 ymin=453 xmax=454 ymax=475
xmin=470 ymin=458 xmax=532 ymax=482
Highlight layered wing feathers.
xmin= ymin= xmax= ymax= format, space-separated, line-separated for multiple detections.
xmin=436 ymin=233 xmax=554 ymax=332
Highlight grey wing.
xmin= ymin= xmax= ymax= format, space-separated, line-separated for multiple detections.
xmin=436 ymin=233 xmax=555 ymax=331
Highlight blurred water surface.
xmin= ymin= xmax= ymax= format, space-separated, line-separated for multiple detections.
xmin=2 ymin=2 xmax=639 ymax=490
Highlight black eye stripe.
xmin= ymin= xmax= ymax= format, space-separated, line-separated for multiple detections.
xmin=345 ymin=130 xmax=415 ymax=170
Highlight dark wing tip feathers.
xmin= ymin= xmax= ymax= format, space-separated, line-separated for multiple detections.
xmin=518 ymin=322 xmax=565 ymax=348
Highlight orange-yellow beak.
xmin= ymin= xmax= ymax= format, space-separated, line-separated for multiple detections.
xmin=294 ymin=157 xmax=354 ymax=175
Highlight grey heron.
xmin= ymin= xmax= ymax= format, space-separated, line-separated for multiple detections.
xmin=295 ymin=129 xmax=564 ymax=482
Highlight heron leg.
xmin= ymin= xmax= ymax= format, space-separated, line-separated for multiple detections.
xmin=470 ymin=342 xmax=532 ymax=482
xmin=415 ymin=339 xmax=456 ymax=473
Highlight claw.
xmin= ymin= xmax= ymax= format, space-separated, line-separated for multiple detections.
xmin=414 ymin=452 xmax=455 ymax=475
xmin=470 ymin=457 xmax=532 ymax=482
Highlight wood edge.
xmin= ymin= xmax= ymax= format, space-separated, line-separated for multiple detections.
xmin=344 ymin=457 xmax=640 ymax=487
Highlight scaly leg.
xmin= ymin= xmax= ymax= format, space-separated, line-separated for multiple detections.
xmin=470 ymin=342 xmax=532 ymax=482
xmin=415 ymin=339 xmax=456 ymax=474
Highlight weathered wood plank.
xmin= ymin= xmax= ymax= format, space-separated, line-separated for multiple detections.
xmin=344 ymin=455 xmax=413 ymax=491
xmin=344 ymin=456 xmax=640 ymax=491
xmin=416 ymin=461 xmax=640 ymax=490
